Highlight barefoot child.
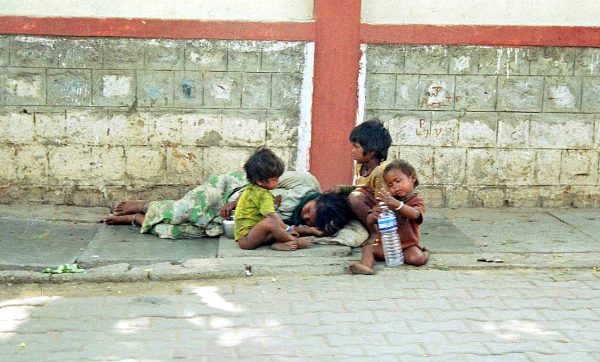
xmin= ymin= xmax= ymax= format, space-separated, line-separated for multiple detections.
xmin=331 ymin=119 xmax=392 ymax=244
xmin=235 ymin=148 xmax=313 ymax=251
xmin=350 ymin=160 xmax=429 ymax=274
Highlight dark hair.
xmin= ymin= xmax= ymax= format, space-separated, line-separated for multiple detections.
xmin=314 ymin=192 xmax=354 ymax=235
xmin=244 ymin=147 xmax=285 ymax=184
xmin=384 ymin=159 xmax=419 ymax=187
xmin=349 ymin=118 xmax=392 ymax=161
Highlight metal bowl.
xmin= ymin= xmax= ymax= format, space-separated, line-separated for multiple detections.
xmin=222 ymin=219 xmax=235 ymax=239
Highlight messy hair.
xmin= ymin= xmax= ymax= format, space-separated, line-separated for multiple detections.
xmin=349 ymin=118 xmax=392 ymax=161
xmin=384 ymin=159 xmax=419 ymax=187
xmin=244 ymin=147 xmax=285 ymax=184
xmin=314 ymin=192 xmax=354 ymax=235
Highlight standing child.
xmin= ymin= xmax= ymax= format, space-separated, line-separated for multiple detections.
xmin=349 ymin=160 xmax=429 ymax=274
xmin=234 ymin=148 xmax=313 ymax=251
xmin=331 ymin=119 xmax=392 ymax=244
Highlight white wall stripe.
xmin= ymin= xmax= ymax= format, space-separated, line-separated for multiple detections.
xmin=362 ymin=0 xmax=600 ymax=26
xmin=356 ymin=43 xmax=368 ymax=126
xmin=296 ymin=41 xmax=315 ymax=172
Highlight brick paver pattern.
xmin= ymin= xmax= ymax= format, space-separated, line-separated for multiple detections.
xmin=1 ymin=269 xmax=599 ymax=361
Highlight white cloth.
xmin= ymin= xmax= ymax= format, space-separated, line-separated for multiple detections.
xmin=314 ymin=220 xmax=368 ymax=248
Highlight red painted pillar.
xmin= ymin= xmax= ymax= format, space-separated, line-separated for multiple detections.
xmin=310 ymin=0 xmax=362 ymax=190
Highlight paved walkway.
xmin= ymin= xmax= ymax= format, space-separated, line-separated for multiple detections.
xmin=0 ymin=205 xmax=598 ymax=283
xmin=1 ymin=270 xmax=599 ymax=360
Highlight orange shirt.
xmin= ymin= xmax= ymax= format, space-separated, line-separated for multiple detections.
xmin=353 ymin=161 xmax=388 ymax=196
xmin=395 ymin=193 xmax=425 ymax=250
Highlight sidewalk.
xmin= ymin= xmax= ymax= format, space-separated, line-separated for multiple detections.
xmin=1 ymin=204 xmax=598 ymax=284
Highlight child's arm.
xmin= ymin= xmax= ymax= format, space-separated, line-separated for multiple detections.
xmin=329 ymin=185 xmax=354 ymax=195
xmin=219 ymin=200 xmax=237 ymax=219
xmin=293 ymin=225 xmax=326 ymax=237
xmin=372 ymin=168 xmax=386 ymax=197
xmin=376 ymin=190 xmax=421 ymax=221
xmin=265 ymin=212 xmax=288 ymax=229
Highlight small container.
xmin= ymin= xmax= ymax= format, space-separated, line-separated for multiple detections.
xmin=222 ymin=218 xmax=235 ymax=239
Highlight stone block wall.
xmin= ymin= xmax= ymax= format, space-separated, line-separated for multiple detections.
xmin=364 ymin=45 xmax=600 ymax=207
xmin=0 ymin=36 xmax=307 ymax=205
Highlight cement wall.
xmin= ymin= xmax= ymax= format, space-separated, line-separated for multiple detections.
xmin=362 ymin=0 xmax=600 ymax=26
xmin=0 ymin=36 xmax=309 ymax=205
xmin=362 ymin=45 xmax=600 ymax=208
xmin=1 ymin=1 xmax=599 ymax=208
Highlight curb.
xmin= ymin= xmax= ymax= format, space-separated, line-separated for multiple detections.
xmin=1 ymin=252 xmax=598 ymax=285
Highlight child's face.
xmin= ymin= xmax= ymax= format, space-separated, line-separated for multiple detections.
xmin=351 ymin=142 xmax=370 ymax=163
xmin=257 ymin=177 xmax=279 ymax=190
xmin=384 ymin=168 xmax=416 ymax=198
xmin=300 ymin=199 xmax=317 ymax=226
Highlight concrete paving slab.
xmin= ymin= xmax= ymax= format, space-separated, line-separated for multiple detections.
xmin=0 ymin=219 xmax=98 ymax=270
xmin=0 ymin=203 xmax=598 ymax=284
xmin=438 ymin=208 xmax=599 ymax=253
xmin=550 ymin=209 xmax=600 ymax=241
xmin=77 ymin=225 xmax=218 ymax=268
xmin=217 ymin=236 xmax=353 ymax=258
xmin=428 ymin=252 xmax=600 ymax=270
xmin=0 ymin=204 xmax=109 ymax=223
xmin=421 ymin=212 xmax=480 ymax=253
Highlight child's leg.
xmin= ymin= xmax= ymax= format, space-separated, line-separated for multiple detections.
xmin=238 ymin=218 xmax=295 ymax=250
xmin=347 ymin=189 xmax=379 ymax=246
xmin=349 ymin=242 xmax=383 ymax=275
xmin=403 ymin=245 xmax=430 ymax=266
xmin=347 ymin=190 xmax=373 ymax=226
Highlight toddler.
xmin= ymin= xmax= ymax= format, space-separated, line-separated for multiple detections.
xmin=349 ymin=159 xmax=429 ymax=274
xmin=235 ymin=148 xmax=312 ymax=251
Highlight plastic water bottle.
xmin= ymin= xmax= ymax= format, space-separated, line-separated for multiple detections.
xmin=377 ymin=203 xmax=404 ymax=266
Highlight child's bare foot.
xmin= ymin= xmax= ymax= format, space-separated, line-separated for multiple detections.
xmin=104 ymin=214 xmax=136 ymax=225
xmin=114 ymin=201 xmax=147 ymax=215
xmin=272 ymin=241 xmax=298 ymax=251
xmin=295 ymin=236 xmax=314 ymax=249
xmin=104 ymin=213 xmax=144 ymax=225
xmin=348 ymin=262 xmax=375 ymax=275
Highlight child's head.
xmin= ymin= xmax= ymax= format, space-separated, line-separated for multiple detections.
xmin=244 ymin=147 xmax=285 ymax=188
xmin=349 ymin=118 xmax=392 ymax=162
xmin=314 ymin=192 xmax=354 ymax=235
xmin=383 ymin=159 xmax=419 ymax=197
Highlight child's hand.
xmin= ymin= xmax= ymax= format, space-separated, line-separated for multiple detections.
xmin=307 ymin=226 xmax=325 ymax=237
xmin=328 ymin=185 xmax=342 ymax=194
xmin=369 ymin=204 xmax=385 ymax=220
xmin=219 ymin=201 xmax=236 ymax=219
xmin=294 ymin=225 xmax=325 ymax=237
xmin=376 ymin=189 xmax=396 ymax=208
xmin=273 ymin=195 xmax=282 ymax=208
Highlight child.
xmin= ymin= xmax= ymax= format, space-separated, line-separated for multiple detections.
xmin=349 ymin=160 xmax=429 ymax=274
xmin=331 ymin=119 xmax=392 ymax=243
xmin=234 ymin=148 xmax=312 ymax=251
